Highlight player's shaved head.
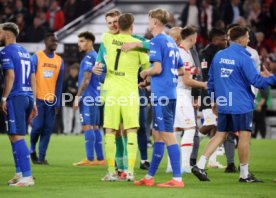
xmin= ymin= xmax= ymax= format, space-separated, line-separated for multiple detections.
xmin=169 ymin=27 xmax=182 ymax=45
xmin=148 ymin=8 xmax=169 ymax=25
xmin=118 ymin=13 xmax=134 ymax=31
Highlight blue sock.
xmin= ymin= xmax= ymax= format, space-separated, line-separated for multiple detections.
xmin=148 ymin=142 xmax=165 ymax=177
xmin=11 ymin=142 xmax=21 ymax=173
xmin=84 ymin=129 xmax=95 ymax=161
xmin=14 ymin=139 xmax=31 ymax=177
xmin=167 ymin=144 xmax=181 ymax=177
xmin=94 ymin=129 xmax=104 ymax=160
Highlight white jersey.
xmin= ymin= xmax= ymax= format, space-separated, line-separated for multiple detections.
xmin=177 ymin=47 xmax=194 ymax=91
xmin=246 ymin=46 xmax=261 ymax=96
xmin=174 ymin=47 xmax=196 ymax=129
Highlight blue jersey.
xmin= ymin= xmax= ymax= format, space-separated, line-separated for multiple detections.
xmin=0 ymin=44 xmax=34 ymax=98
xmin=78 ymin=50 xmax=100 ymax=101
xmin=149 ymin=34 xmax=183 ymax=101
xmin=208 ymin=43 xmax=276 ymax=114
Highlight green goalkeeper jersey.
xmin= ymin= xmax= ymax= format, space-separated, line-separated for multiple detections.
xmin=102 ymin=33 xmax=150 ymax=94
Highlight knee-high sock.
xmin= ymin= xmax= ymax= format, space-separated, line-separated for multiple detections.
xmin=11 ymin=142 xmax=21 ymax=173
xmin=190 ymin=129 xmax=200 ymax=165
xmin=14 ymin=139 xmax=32 ymax=177
xmin=127 ymin=133 xmax=138 ymax=173
xmin=84 ymin=129 xmax=95 ymax=161
xmin=224 ymin=133 xmax=236 ymax=164
xmin=148 ymin=142 xmax=165 ymax=177
xmin=167 ymin=144 xmax=181 ymax=178
xmin=123 ymin=136 xmax=128 ymax=170
xmin=166 ymin=131 xmax=182 ymax=171
xmin=115 ymin=137 xmax=124 ymax=171
xmin=94 ymin=129 xmax=104 ymax=160
xmin=105 ymin=134 xmax=116 ymax=173
xmin=181 ymin=128 xmax=195 ymax=169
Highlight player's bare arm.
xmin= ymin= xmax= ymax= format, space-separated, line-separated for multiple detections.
xmin=74 ymin=71 xmax=92 ymax=109
xmin=92 ymin=62 xmax=104 ymax=75
xmin=178 ymin=67 xmax=184 ymax=76
xmin=182 ymin=69 xmax=207 ymax=89
xmin=1 ymin=69 xmax=14 ymax=115
xmin=140 ymin=61 xmax=162 ymax=79
xmin=121 ymin=42 xmax=143 ymax=52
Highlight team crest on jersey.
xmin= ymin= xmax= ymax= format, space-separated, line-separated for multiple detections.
xmin=44 ymin=70 xmax=54 ymax=78
xmin=221 ymin=68 xmax=233 ymax=78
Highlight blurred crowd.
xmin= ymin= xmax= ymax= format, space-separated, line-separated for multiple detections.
xmin=178 ymin=0 xmax=276 ymax=63
xmin=0 ymin=0 xmax=102 ymax=42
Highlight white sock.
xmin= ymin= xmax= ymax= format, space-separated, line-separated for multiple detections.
xmin=240 ymin=164 xmax=249 ymax=179
xmin=15 ymin=172 xmax=22 ymax=177
xmin=174 ymin=131 xmax=182 ymax=145
xmin=141 ymin=160 xmax=148 ymax=163
xmin=145 ymin=174 xmax=153 ymax=180
xmin=173 ymin=177 xmax=182 ymax=182
xmin=181 ymin=129 xmax=195 ymax=169
xmin=21 ymin=176 xmax=32 ymax=182
xmin=197 ymin=155 xmax=207 ymax=169
xmin=166 ymin=155 xmax=172 ymax=171
xmin=208 ymin=149 xmax=218 ymax=164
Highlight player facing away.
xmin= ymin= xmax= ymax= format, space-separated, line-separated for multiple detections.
xmin=134 ymin=8 xmax=184 ymax=188
xmin=0 ymin=22 xmax=37 ymax=187
xmin=73 ymin=31 xmax=105 ymax=166
xmin=192 ymin=26 xmax=276 ymax=182
xmin=30 ymin=33 xmax=64 ymax=165
xmin=166 ymin=27 xmax=206 ymax=174
xmin=94 ymin=13 xmax=150 ymax=181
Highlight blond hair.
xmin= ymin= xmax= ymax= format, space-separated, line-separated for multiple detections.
xmin=148 ymin=8 xmax=169 ymax=25
xmin=105 ymin=9 xmax=121 ymax=18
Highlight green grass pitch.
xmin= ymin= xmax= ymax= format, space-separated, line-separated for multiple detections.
xmin=0 ymin=135 xmax=276 ymax=198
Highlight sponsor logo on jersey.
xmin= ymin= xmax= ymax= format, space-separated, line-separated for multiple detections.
xmin=42 ymin=63 xmax=57 ymax=68
xmin=219 ymin=58 xmax=235 ymax=65
xmin=44 ymin=70 xmax=54 ymax=78
xmin=221 ymin=68 xmax=233 ymax=77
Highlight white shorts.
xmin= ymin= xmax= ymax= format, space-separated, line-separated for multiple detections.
xmin=202 ymin=109 xmax=217 ymax=126
xmin=174 ymin=89 xmax=196 ymax=129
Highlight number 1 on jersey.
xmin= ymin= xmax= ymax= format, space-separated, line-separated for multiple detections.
xmin=114 ymin=49 xmax=121 ymax=71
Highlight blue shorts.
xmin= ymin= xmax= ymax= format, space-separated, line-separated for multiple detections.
xmin=5 ymin=96 xmax=33 ymax=135
xmin=217 ymin=112 xmax=253 ymax=132
xmin=152 ymin=99 xmax=176 ymax=132
xmin=79 ymin=101 xmax=100 ymax=126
